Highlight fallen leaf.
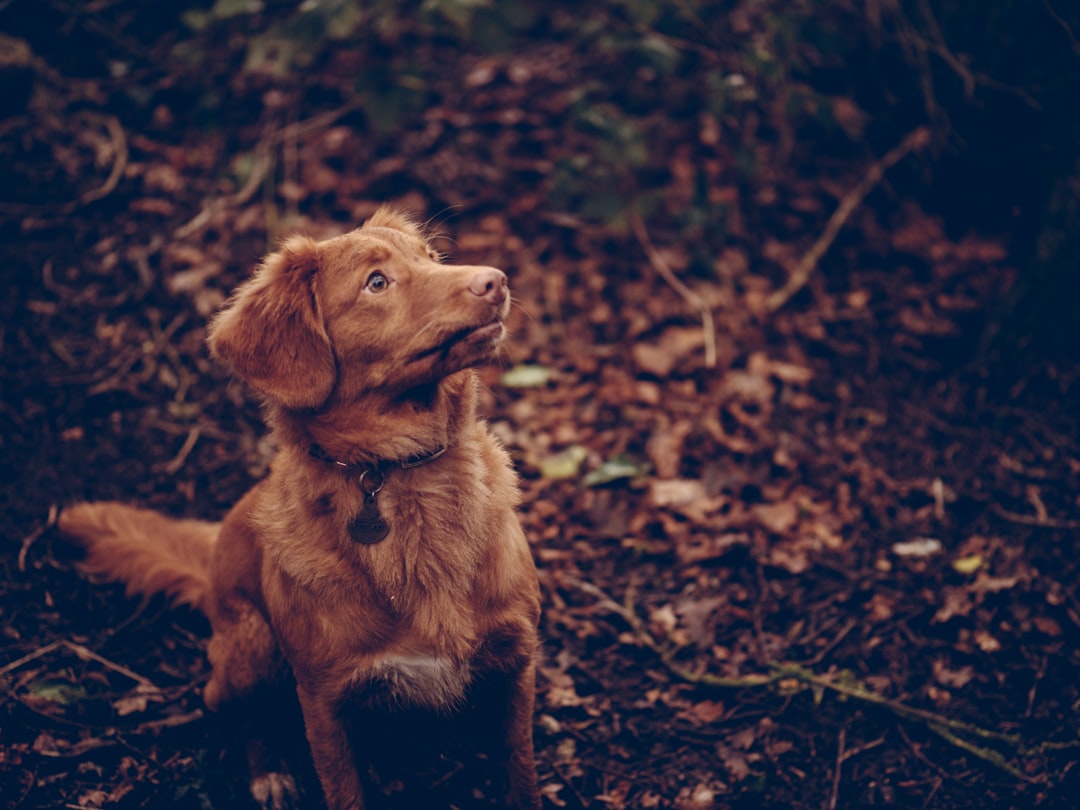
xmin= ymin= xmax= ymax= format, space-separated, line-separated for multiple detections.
xmin=892 ymin=537 xmax=943 ymax=558
xmin=719 ymin=369 xmax=773 ymax=404
xmin=1033 ymin=616 xmax=1062 ymax=636
xmin=539 ymin=446 xmax=588 ymax=480
xmin=933 ymin=658 xmax=975 ymax=688
xmin=111 ymin=684 xmax=165 ymax=717
xmin=753 ymin=501 xmax=799 ymax=535
xmin=952 ymin=553 xmax=984 ymax=575
xmin=632 ymin=327 xmax=704 ymax=377
xmin=974 ymin=630 xmax=1002 ymax=653
xmin=27 ymin=679 xmax=87 ymax=706
xmin=973 ymin=573 xmax=1020 ymax=594
xmin=933 ymin=588 xmax=973 ymax=623
xmin=717 ymin=745 xmax=752 ymax=782
xmin=650 ymin=478 xmax=705 ymax=507
xmin=645 ymin=421 xmax=693 ymax=479
xmin=650 ymin=604 xmax=678 ymax=636
xmin=583 ymin=455 xmax=650 ymax=487
xmin=32 ymin=732 xmax=61 ymax=756
xmin=677 ymin=699 xmax=727 ymax=725
xmin=500 ymin=364 xmax=556 ymax=388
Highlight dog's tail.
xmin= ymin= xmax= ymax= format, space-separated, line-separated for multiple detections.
xmin=58 ymin=502 xmax=219 ymax=614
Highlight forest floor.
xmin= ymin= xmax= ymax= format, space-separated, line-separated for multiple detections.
xmin=1 ymin=4 xmax=1079 ymax=809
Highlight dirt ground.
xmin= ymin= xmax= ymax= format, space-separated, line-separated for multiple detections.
xmin=2 ymin=4 xmax=1079 ymax=809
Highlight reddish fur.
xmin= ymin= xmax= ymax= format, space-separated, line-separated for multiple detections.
xmin=59 ymin=502 xmax=218 ymax=612
xmin=59 ymin=208 xmax=541 ymax=810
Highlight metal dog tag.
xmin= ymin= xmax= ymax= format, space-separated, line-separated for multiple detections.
xmin=349 ymin=493 xmax=390 ymax=545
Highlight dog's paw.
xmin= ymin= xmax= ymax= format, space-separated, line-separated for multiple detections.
xmin=250 ymin=771 xmax=300 ymax=810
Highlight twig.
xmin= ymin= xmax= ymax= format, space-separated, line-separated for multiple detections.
xmin=828 ymin=726 xmax=846 ymax=810
xmin=0 ymin=640 xmax=156 ymax=689
xmin=87 ymin=311 xmax=188 ymax=395
xmin=764 ymin=127 xmax=932 ymax=313
xmin=0 ymin=112 xmax=129 ymax=216
xmin=174 ymin=145 xmax=272 ymax=239
xmin=629 ymin=212 xmax=718 ymax=369
xmin=991 ymin=504 xmax=1080 ymax=530
xmin=0 ymin=641 xmax=63 ymax=677
xmin=928 ymin=722 xmax=1029 ymax=782
xmin=915 ymin=0 xmax=975 ymax=99
xmin=897 ymin=722 xmax=952 ymax=781
xmin=842 ymin=735 xmax=886 ymax=763
xmin=75 ymin=113 xmax=128 ymax=208
xmin=131 ymin=708 xmax=204 ymax=732
xmin=18 ymin=504 xmax=58 ymax=572
xmin=157 ymin=425 xmax=201 ymax=476
xmin=1044 ymin=0 xmax=1080 ymax=55
xmin=61 ymin=640 xmax=158 ymax=689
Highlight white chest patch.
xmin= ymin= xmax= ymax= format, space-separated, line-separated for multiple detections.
xmin=362 ymin=654 xmax=473 ymax=710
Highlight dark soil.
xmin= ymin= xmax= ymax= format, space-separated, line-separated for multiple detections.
xmin=2 ymin=4 xmax=1078 ymax=809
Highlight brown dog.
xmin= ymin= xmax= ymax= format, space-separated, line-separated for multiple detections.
xmin=59 ymin=208 xmax=542 ymax=810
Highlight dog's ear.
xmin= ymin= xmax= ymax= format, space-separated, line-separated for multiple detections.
xmin=207 ymin=236 xmax=336 ymax=410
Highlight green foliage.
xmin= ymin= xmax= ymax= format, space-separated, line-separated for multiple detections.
xmin=27 ymin=678 xmax=87 ymax=706
xmin=583 ymin=454 xmax=651 ymax=487
xmin=500 ymin=364 xmax=557 ymax=388
xmin=154 ymin=1 xmax=870 ymax=237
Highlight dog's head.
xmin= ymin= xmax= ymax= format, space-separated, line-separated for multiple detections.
xmin=207 ymin=208 xmax=510 ymax=410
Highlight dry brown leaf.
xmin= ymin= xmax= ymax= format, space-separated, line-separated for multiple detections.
xmin=753 ymin=501 xmax=799 ymax=535
xmin=933 ymin=588 xmax=974 ymax=623
xmin=540 ymin=666 xmax=584 ymax=708
xmin=646 ymin=421 xmax=693 ymax=479
xmin=769 ymin=542 xmax=811 ymax=574
xmin=1033 ymin=616 xmax=1063 ymax=636
xmin=719 ymin=369 xmax=774 ymax=404
xmin=974 ymin=630 xmax=1002 ymax=653
xmin=632 ymin=327 xmax=704 ymax=377
xmin=677 ymin=532 xmax=750 ymax=565
xmin=649 ymin=604 xmax=678 ymax=637
xmin=677 ymin=699 xmax=727 ymax=726
xmin=933 ymin=659 xmax=975 ymax=688
xmin=675 ymin=595 xmax=726 ymax=647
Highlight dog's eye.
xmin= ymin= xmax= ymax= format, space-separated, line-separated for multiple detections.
xmin=365 ymin=271 xmax=390 ymax=293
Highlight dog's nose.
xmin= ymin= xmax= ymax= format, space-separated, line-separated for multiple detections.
xmin=468 ymin=268 xmax=508 ymax=303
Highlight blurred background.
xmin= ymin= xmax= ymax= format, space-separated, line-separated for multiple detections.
xmin=1 ymin=1 xmax=1079 ymax=808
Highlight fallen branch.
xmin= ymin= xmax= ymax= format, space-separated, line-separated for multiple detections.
xmin=991 ymin=504 xmax=1080 ymax=530
xmin=629 ymin=212 xmax=718 ymax=369
xmin=0 ymin=639 xmax=157 ymax=689
xmin=563 ymin=576 xmax=776 ymax=689
xmin=563 ymin=575 xmax=1050 ymax=782
xmin=157 ymin=425 xmax=201 ymax=476
xmin=764 ymin=127 xmax=932 ymax=313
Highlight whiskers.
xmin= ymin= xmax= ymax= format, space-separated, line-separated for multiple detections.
xmin=403 ymin=316 xmax=444 ymax=355
xmin=422 ymin=206 xmax=463 ymax=261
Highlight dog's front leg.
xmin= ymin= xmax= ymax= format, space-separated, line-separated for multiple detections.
xmin=502 ymin=662 xmax=541 ymax=810
xmin=205 ymin=605 xmax=301 ymax=810
xmin=296 ymin=683 xmax=365 ymax=810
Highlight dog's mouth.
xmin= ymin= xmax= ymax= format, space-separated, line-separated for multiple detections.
xmin=408 ymin=317 xmax=505 ymax=365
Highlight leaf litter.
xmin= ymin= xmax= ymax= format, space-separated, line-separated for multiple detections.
xmin=1 ymin=3 xmax=1079 ymax=809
